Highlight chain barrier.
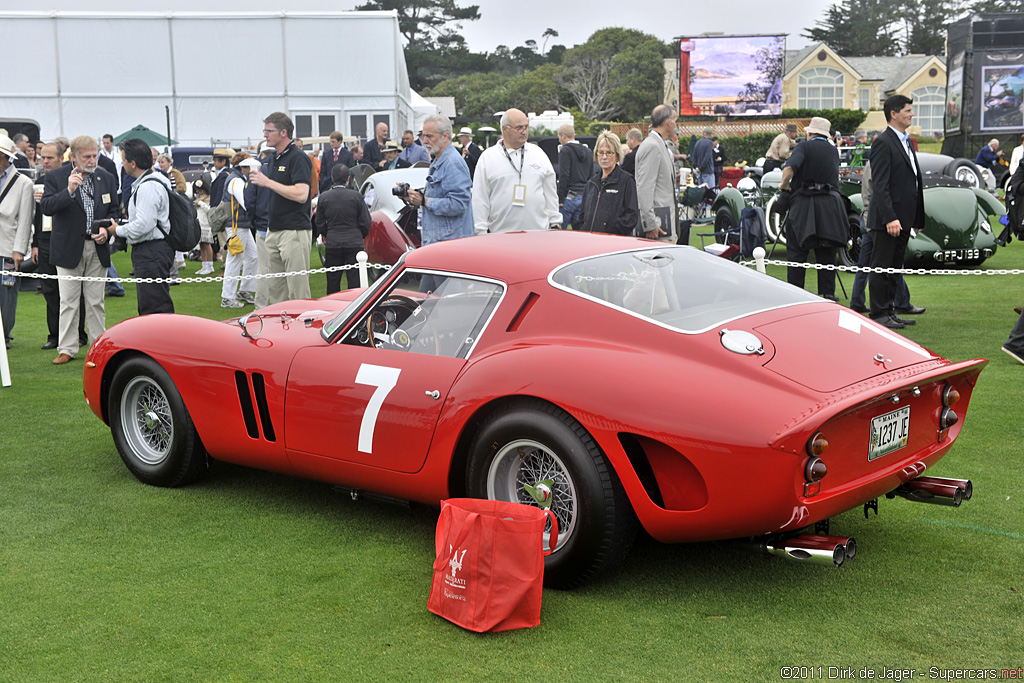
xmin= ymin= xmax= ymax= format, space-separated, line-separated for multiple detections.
xmin=740 ymin=258 xmax=1024 ymax=277
xmin=4 ymin=261 xmax=392 ymax=285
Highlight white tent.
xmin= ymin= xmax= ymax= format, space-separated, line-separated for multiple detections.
xmin=410 ymin=91 xmax=444 ymax=135
xmin=2 ymin=10 xmax=413 ymax=148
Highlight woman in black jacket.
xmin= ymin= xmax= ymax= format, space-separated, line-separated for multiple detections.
xmin=577 ymin=131 xmax=639 ymax=236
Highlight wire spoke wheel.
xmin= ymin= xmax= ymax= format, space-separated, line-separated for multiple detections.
xmin=486 ymin=439 xmax=577 ymax=552
xmin=121 ymin=376 xmax=174 ymax=465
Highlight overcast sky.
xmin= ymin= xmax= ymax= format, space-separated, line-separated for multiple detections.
xmin=9 ymin=0 xmax=838 ymax=53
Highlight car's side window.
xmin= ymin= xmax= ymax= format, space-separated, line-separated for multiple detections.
xmin=344 ymin=271 xmax=503 ymax=359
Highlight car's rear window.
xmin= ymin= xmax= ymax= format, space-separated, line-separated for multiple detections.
xmin=550 ymin=246 xmax=819 ymax=333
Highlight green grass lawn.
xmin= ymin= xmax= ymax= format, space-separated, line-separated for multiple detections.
xmin=1 ymin=245 xmax=1022 ymax=682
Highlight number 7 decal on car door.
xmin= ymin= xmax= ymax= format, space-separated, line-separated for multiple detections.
xmin=355 ymin=363 xmax=401 ymax=454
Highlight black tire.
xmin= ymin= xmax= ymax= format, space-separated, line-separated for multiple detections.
xmin=764 ymin=194 xmax=787 ymax=244
xmin=838 ymin=212 xmax=862 ymax=267
xmin=108 ymin=357 xmax=208 ymax=487
xmin=714 ymin=206 xmax=737 ymax=246
xmin=466 ymin=399 xmax=637 ymax=589
xmin=943 ymin=158 xmax=983 ymax=188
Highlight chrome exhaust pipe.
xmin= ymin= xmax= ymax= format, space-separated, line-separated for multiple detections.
xmin=889 ymin=476 xmax=970 ymax=507
xmin=763 ymin=534 xmax=854 ymax=567
xmin=914 ymin=476 xmax=972 ymax=501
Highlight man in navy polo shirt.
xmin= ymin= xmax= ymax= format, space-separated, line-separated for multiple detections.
xmin=249 ymin=112 xmax=313 ymax=304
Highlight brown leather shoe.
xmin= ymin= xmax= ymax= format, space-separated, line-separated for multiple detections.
xmin=52 ymin=353 xmax=73 ymax=365
xmin=1015 ymin=306 xmax=1023 ymax=316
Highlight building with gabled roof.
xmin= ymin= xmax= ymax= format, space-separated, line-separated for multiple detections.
xmin=782 ymin=42 xmax=947 ymax=136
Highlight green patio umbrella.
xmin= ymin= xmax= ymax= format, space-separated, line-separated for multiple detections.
xmin=113 ymin=124 xmax=177 ymax=147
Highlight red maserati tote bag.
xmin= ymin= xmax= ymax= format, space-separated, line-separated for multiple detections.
xmin=427 ymin=498 xmax=558 ymax=633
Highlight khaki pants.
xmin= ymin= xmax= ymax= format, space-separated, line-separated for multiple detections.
xmin=255 ymin=232 xmax=270 ymax=309
xmin=265 ymin=229 xmax=311 ymax=304
xmin=56 ymin=246 xmax=106 ymax=358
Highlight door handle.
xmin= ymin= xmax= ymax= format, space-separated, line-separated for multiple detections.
xmin=425 ymin=390 xmax=440 ymax=400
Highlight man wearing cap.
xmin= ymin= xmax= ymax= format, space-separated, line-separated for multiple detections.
xmin=249 ymin=112 xmax=313 ymax=304
xmin=209 ymin=148 xmax=234 ymax=208
xmin=380 ymin=141 xmax=411 ymax=172
xmin=363 ymin=122 xmax=389 ymax=171
xmin=456 ymin=127 xmax=482 ymax=178
xmin=218 ymin=154 xmax=260 ymax=308
xmin=40 ymin=135 xmax=120 ymax=364
xmin=765 ymin=124 xmax=798 ymax=173
xmin=778 ymin=116 xmax=848 ymax=301
xmin=399 ymin=129 xmax=430 ymax=165
xmin=0 ymin=134 xmax=35 ymax=350
xmin=320 ymin=131 xmax=355 ymax=193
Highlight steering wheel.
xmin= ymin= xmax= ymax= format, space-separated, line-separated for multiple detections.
xmin=366 ymin=294 xmax=441 ymax=355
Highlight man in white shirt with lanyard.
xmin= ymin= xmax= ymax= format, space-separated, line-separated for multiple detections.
xmin=472 ymin=108 xmax=560 ymax=234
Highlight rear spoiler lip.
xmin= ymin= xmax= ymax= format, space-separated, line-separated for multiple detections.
xmin=768 ymin=357 xmax=988 ymax=454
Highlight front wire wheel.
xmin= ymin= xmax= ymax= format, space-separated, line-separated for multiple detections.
xmin=119 ymin=376 xmax=174 ymax=465
xmin=109 ymin=357 xmax=208 ymax=487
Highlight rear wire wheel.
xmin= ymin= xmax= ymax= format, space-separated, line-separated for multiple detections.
xmin=466 ymin=399 xmax=637 ymax=588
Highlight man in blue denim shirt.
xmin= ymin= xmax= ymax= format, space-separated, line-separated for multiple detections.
xmin=406 ymin=115 xmax=474 ymax=247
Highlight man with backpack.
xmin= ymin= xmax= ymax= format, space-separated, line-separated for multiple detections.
xmin=103 ymin=138 xmax=175 ymax=316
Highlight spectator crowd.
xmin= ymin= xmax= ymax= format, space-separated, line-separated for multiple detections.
xmin=5 ymin=100 xmax=1022 ymax=368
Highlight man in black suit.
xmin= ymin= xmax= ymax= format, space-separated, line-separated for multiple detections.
xmin=31 ymin=142 xmax=87 ymax=350
xmin=362 ymin=122 xmax=389 ymax=171
xmin=319 ymin=131 xmax=355 ymax=192
xmin=867 ymin=95 xmax=926 ymax=330
xmin=379 ymin=140 xmax=411 ymax=172
xmin=40 ymin=135 xmax=120 ymax=364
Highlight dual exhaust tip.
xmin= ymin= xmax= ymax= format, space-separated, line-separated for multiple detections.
xmin=762 ymin=476 xmax=972 ymax=568
xmin=888 ymin=476 xmax=973 ymax=507
xmin=764 ymin=534 xmax=857 ymax=568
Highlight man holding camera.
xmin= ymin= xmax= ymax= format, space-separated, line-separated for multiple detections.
xmin=40 ymin=135 xmax=119 ymax=365
xmin=406 ymin=115 xmax=473 ymax=246
xmin=104 ymin=138 xmax=175 ymax=318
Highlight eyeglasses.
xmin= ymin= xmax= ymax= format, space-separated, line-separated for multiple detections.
xmin=596 ymin=151 xmax=617 ymax=157
xmin=263 ymin=129 xmax=279 ymax=134
xmin=505 ymin=124 xmax=529 ymax=133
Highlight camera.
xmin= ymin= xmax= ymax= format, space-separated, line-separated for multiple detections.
xmin=392 ymin=182 xmax=411 ymax=197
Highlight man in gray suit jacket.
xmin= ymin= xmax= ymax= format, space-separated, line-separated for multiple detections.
xmin=635 ymin=105 xmax=678 ymax=240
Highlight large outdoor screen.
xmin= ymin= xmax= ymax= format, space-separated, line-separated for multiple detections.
xmin=679 ymin=35 xmax=785 ymax=116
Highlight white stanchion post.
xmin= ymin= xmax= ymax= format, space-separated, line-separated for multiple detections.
xmin=0 ymin=294 xmax=10 ymax=387
xmin=753 ymin=246 xmax=766 ymax=274
xmin=357 ymin=251 xmax=369 ymax=288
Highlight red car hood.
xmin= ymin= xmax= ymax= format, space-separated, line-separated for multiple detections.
xmin=756 ymin=308 xmax=938 ymax=392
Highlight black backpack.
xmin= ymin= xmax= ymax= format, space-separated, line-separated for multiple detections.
xmin=136 ymin=175 xmax=201 ymax=251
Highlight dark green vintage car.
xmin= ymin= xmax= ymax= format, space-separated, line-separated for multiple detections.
xmin=712 ymin=167 xmax=1005 ymax=268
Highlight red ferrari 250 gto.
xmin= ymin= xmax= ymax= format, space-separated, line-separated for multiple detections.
xmin=83 ymin=231 xmax=985 ymax=587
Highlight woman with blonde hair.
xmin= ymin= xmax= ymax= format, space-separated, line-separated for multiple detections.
xmin=577 ymin=130 xmax=639 ymax=235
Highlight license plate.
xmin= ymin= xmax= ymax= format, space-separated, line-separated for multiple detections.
xmin=933 ymin=248 xmax=980 ymax=263
xmin=869 ymin=406 xmax=910 ymax=460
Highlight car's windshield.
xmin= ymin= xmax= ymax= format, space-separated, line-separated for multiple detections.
xmin=550 ymin=246 xmax=819 ymax=333
xmin=342 ymin=269 xmax=505 ymax=359
xmin=321 ymin=255 xmax=403 ymax=339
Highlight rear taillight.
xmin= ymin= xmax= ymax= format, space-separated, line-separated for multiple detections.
xmin=803 ymin=432 xmax=829 ymax=497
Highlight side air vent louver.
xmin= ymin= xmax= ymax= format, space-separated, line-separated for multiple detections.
xmin=234 ymin=371 xmax=260 ymax=439
xmin=251 ymin=372 xmax=276 ymax=442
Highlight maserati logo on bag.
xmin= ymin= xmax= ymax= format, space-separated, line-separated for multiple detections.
xmin=445 ymin=546 xmax=468 ymax=588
